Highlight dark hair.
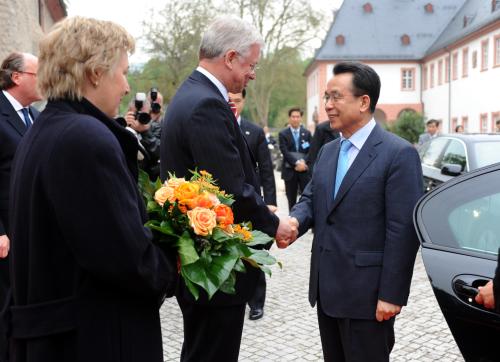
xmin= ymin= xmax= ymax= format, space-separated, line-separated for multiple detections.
xmin=0 ymin=52 xmax=25 ymax=90
xmin=496 ymin=120 xmax=500 ymax=126
xmin=333 ymin=61 xmax=380 ymax=113
xmin=455 ymin=125 xmax=463 ymax=132
xmin=426 ymin=119 xmax=439 ymax=127
xmin=242 ymin=88 xmax=246 ymax=98
xmin=288 ymin=107 xmax=303 ymax=117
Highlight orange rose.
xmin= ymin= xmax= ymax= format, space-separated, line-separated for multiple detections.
xmin=187 ymin=207 xmax=217 ymax=236
xmin=174 ymin=182 xmax=200 ymax=203
xmin=167 ymin=177 xmax=186 ymax=188
xmin=214 ymin=204 xmax=234 ymax=228
xmin=154 ymin=186 xmax=174 ymax=206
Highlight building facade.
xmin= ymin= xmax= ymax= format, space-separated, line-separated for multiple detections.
xmin=306 ymin=0 xmax=500 ymax=133
xmin=0 ymin=0 xmax=66 ymax=61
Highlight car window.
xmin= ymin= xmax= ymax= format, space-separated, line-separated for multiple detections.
xmin=420 ymin=169 xmax=500 ymax=256
xmin=472 ymin=141 xmax=500 ymax=169
xmin=421 ymin=138 xmax=449 ymax=168
xmin=442 ymin=139 xmax=467 ymax=171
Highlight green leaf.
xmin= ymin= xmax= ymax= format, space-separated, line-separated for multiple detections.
xmin=246 ymin=230 xmax=274 ymax=246
xmin=218 ymin=271 xmax=236 ymax=295
xmin=145 ymin=220 xmax=178 ymax=237
xmin=233 ymin=258 xmax=246 ymax=273
xmin=260 ymin=265 xmax=272 ymax=277
xmin=177 ymin=231 xmax=199 ymax=265
xmin=246 ymin=249 xmax=277 ymax=266
xmin=217 ymin=193 xmax=235 ymax=206
xmin=212 ymin=228 xmax=235 ymax=243
xmin=181 ymin=268 xmax=200 ymax=301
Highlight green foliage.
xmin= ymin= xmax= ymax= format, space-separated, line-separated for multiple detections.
xmin=391 ymin=111 xmax=425 ymax=144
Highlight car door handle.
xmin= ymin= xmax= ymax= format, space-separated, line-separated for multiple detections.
xmin=452 ymin=276 xmax=490 ymax=304
xmin=454 ymin=280 xmax=479 ymax=297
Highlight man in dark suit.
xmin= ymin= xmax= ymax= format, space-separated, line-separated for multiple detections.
xmin=307 ymin=120 xmax=339 ymax=172
xmin=279 ymin=107 xmax=312 ymax=211
xmin=280 ymin=62 xmax=423 ymax=362
xmin=229 ymin=89 xmax=276 ymax=321
xmin=160 ymin=17 xmax=294 ymax=362
xmin=0 ymin=52 xmax=41 ymax=359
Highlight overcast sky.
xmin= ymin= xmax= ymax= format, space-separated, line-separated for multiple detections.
xmin=66 ymin=0 xmax=344 ymax=64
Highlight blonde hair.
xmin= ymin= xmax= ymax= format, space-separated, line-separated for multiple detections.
xmin=37 ymin=16 xmax=135 ymax=100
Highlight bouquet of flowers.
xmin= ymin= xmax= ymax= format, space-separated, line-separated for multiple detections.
xmin=138 ymin=169 xmax=280 ymax=300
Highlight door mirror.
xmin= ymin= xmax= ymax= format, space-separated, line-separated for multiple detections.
xmin=441 ymin=163 xmax=462 ymax=176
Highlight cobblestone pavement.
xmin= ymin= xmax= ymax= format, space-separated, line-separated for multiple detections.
xmin=160 ymin=176 xmax=464 ymax=361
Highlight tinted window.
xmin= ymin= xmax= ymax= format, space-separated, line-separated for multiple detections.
xmin=442 ymin=139 xmax=467 ymax=171
xmin=420 ymin=168 xmax=500 ymax=256
xmin=473 ymin=141 xmax=500 ymax=168
xmin=421 ymin=138 xmax=449 ymax=168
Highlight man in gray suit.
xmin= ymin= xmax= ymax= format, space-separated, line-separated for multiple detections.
xmin=279 ymin=62 xmax=423 ymax=362
xmin=417 ymin=119 xmax=439 ymax=146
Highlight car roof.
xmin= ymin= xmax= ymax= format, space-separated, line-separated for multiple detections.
xmin=437 ymin=133 xmax=500 ymax=145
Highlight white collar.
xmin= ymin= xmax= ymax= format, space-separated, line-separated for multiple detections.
xmin=340 ymin=118 xmax=376 ymax=150
xmin=2 ymin=90 xmax=24 ymax=112
xmin=196 ymin=66 xmax=229 ymax=102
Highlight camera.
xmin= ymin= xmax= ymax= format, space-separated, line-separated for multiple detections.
xmin=134 ymin=92 xmax=151 ymax=125
xmin=150 ymin=87 xmax=161 ymax=114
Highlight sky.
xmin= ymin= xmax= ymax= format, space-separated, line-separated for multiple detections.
xmin=66 ymin=0 xmax=344 ymax=64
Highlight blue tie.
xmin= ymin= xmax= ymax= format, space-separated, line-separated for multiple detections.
xmin=334 ymin=139 xmax=353 ymax=199
xmin=21 ymin=108 xmax=32 ymax=128
xmin=292 ymin=129 xmax=300 ymax=151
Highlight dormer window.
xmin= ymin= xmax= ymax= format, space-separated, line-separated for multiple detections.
xmin=401 ymin=34 xmax=411 ymax=46
xmin=463 ymin=15 xmax=474 ymax=27
xmin=424 ymin=3 xmax=434 ymax=13
xmin=363 ymin=3 xmax=373 ymax=13
xmin=493 ymin=0 xmax=500 ymax=12
xmin=336 ymin=35 xmax=345 ymax=46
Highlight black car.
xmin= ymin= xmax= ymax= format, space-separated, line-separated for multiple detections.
xmin=414 ymin=162 xmax=500 ymax=361
xmin=418 ymin=134 xmax=500 ymax=192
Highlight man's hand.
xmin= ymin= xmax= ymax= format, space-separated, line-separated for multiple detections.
xmin=126 ymin=111 xmax=150 ymax=132
xmin=475 ymin=280 xmax=495 ymax=309
xmin=375 ymin=299 xmax=401 ymax=322
xmin=275 ymin=217 xmax=298 ymax=249
xmin=0 ymin=234 xmax=10 ymax=258
xmin=267 ymin=205 xmax=278 ymax=213
xmin=294 ymin=160 xmax=308 ymax=172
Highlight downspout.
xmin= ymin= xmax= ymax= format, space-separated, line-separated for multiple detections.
xmin=446 ymin=47 xmax=452 ymax=131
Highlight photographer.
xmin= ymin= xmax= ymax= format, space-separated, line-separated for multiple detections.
xmin=125 ymin=92 xmax=161 ymax=179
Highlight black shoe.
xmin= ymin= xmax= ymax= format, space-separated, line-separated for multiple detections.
xmin=249 ymin=308 xmax=264 ymax=320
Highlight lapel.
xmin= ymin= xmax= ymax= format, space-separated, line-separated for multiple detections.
xmin=0 ymin=91 xmax=27 ymax=136
xmin=328 ymin=124 xmax=383 ymax=214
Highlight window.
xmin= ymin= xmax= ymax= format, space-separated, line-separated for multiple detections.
xmin=452 ymin=52 xmax=458 ymax=80
xmin=438 ymin=59 xmax=443 ymax=85
xmin=462 ymin=48 xmax=468 ymax=77
xmin=336 ymin=35 xmax=345 ymax=45
xmin=401 ymin=68 xmax=415 ymax=90
xmin=430 ymin=63 xmax=435 ymax=88
xmin=480 ymin=113 xmax=489 ymax=133
xmin=422 ymin=138 xmax=449 ymax=168
xmin=462 ymin=116 xmax=469 ymax=132
xmin=493 ymin=0 xmax=500 ymax=12
xmin=482 ymin=40 xmax=489 ymax=70
xmin=492 ymin=112 xmax=500 ymax=132
xmin=445 ymin=57 xmax=450 ymax=82
xmin=423 ymin=66 xmax=428 ymax=89
xmin=472 ymin=50 xmax=478 ymax=68
xmin=363 ymin=2 xmax=373 ymax=13
xmin=442 ymin=140 xmax=467 ymax=171
xmin=424 ymin=3 xmax=434 ymax=13
xmin=495 ymin=35 xmax=500 ymax=66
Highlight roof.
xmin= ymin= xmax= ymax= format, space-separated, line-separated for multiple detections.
xmin=314 ymin=0 xmax=466 ymax=61
xmin=426 ymin=1 xmax=500 ymax=55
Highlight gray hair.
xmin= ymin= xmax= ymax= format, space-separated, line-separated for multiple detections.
xmin=0 ymin=52 xmax=25 ymax=90
xmin=199 ymin=17 xmax=264 ymax=60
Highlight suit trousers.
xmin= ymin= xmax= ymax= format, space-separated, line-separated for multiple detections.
xmin=248 ymin=270 xmax=266 ymax=310
xmin=177 ymin=297 xmax=246 ymax=362
xmin=284 ymin=171 xmax=310 ymax=212
xmin=317 ymin=298 xmax=395 ymax=362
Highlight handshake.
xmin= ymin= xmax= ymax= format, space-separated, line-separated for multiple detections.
xmin=275 ymin=216 xmax=299 ymax=249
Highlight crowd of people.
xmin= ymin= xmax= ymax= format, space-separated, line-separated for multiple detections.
xmin=1 ymin=14 xmax=499 ymax=362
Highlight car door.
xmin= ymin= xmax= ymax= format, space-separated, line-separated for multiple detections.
xmin=420 ymin=137 xmax=450 ymax=192
xmin=414 ymin=163 xmax=500 ymax=362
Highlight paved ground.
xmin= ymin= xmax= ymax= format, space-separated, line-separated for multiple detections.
xmin=160 ymin=176 xmax=464 ymax=361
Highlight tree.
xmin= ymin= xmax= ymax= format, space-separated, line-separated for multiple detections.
xmin=392 ymin=111 xmax=425 ymax=144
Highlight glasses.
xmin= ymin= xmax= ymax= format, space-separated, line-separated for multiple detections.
xmin=234 ymin=51 xmax=260 ymax=73
xmin=17 ymin=71 xmax=37 ymax=77
xmin=323 ymin=92 xmax=361 ymax=104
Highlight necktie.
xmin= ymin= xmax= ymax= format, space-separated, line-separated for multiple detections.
xmin=228 ymin=100 xmax=238 ymax=119
xmin=292 ymin=129 xmax=300 ymax=151
xmin=21 ymin=108 xmax=32 ymax=128
xmin=333 ymin=139 xmax=353 ymax=199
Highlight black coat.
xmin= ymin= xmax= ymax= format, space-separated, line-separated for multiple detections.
xmin=8 ymin=99 xmax=176 ymax=362
xmin=160 ymin=70 xmax=279 ymax=306
xmin=279 ymin=126 xmax=312 ymax=181
xmin=239 ymin=117 xmax=277 ymax=206
xmin=307 ymin=120 xmax=339 ymax=171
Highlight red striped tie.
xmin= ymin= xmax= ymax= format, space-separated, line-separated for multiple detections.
xmin=228 ymin=99 xmax=238 ymax=119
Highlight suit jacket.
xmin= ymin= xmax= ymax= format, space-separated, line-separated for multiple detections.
xmin=291 ymin=124 xmax=423 ymax=320
xmin=279 ymin=126 xmax=312 ymax=181
xmin=8 ymin=99 xmax=176 ymax=362
xmin=239 ymin=117 xmax=277 ymax=205
xmin=417 ymin=132 xmax=439 ymax=146
xmin=0 ymin=91 xmax=39 ymax=235
xmin=307 ymin=120 xmax=339 ymax=171
xmin=160 ymin=70 xmax=279 ymax=306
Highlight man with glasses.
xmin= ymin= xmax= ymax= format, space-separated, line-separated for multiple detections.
xmin=279 ymin=62 xmax=423 ymax=362
xmin=0 ymin=51 xmax=41 ymax=359
xmin=160 ymin=17 xmax=296 ymax=362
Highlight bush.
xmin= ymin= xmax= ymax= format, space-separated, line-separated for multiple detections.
xmin=391 ymin=111 xmax=425 ymax=144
